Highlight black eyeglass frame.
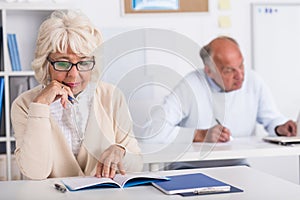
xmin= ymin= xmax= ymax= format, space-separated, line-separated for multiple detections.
xmin=47 ymin=56 xmax=95 ymax=72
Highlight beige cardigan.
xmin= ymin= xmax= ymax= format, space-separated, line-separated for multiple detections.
xmin=11 ymin=81 xmax=143 ymax=180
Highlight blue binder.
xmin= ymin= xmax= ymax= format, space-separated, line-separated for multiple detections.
xmin=152 ymin=173 xmax=243 ymax=196
xmin=7 ymin=34 xmax=22 ymax=71
xmin=7 ymin=34 xmax=17 ymax=71
xmin=12 ymin=34 xmax=22 ymax=71
xmin=0 ymin=78 xmax=4 ymax=124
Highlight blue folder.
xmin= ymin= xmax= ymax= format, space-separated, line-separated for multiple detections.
xmin=152 ymin=173 xmax=243 ymax=196
xmin=7 ymin=34 xmax=17 ymax=71
xmin=0 ymin=78 xmax=4 ymax=123
xmin=12 ymin=34 xmax=22 ymax=71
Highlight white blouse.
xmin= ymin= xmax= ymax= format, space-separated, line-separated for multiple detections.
xmin=50 ymin=85 xmax=94 ymax=156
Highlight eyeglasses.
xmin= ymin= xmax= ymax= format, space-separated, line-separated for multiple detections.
xmin=47 ymin=57 xmax=95 ymax=72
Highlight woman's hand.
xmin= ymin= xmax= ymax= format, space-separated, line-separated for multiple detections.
xmin=95 ymin=144 xmax=126 ymax=179
xmin=33 ymin=80 xmax=74 ymax=108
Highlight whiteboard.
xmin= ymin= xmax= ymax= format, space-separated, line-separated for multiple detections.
xmin=252 ymin=3 xmax=300 ymax=119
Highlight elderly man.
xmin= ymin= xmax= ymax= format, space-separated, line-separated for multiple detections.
xmin=141 ymin=36 xmax=296 ymax=169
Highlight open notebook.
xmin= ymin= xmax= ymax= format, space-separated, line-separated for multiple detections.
xmin=263 ymin=136 xmax=300 ymax=145
xmin=61 ymin=173 xmax=169 ymax=191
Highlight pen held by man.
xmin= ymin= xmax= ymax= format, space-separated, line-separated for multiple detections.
xmin=215 ymin=118 xmax=233 ymax=142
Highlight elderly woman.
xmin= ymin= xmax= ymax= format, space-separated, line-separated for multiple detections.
xmin=11 ymin=10 xmax=143 ymax=180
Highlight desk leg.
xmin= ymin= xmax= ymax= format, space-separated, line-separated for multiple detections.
xmin=149 ymin=163 xmax=160 ymax=172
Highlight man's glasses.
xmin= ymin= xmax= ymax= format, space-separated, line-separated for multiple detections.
xmin=47 ymin=57 xmax=95 ymax=72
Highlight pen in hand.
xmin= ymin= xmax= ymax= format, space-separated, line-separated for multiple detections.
xmin=215 ymin=118 xmax=222 ymax=126
xmin=67 ymin=95 xmax=78 ymax=104
xmin=215 ymin=118 xmax=233 ymax=141
xmin=62 ymin=82 xmax=78 ymax=104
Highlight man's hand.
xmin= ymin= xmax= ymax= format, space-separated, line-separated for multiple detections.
xmin=275 ymin=120 xmax=297 ymax=136
xmin=95 ymin=144 xmax=126 ymax=178
xmin=193 ymin=124 xmax=231 ymax=143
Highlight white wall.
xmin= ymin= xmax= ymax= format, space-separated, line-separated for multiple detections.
xmin=74 ymin=0 xmax=300 ymax=70
xmin=73 ymin=0 xmax=300 ymax=184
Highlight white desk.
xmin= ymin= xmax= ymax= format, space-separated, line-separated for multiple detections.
xmin=1 ymin=166 xmax=300 ymax=200
xmin=141 ymin=137 xmax=300 ymax=172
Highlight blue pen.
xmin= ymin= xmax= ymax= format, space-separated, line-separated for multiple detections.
xmin=68 ymin=95 xmax=78 ymax=104
xmin=62 ymin=82 xmax=78 ymax=104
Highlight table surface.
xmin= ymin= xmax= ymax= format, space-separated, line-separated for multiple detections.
xmin=141 ymin=136 xmax=300 ymax=164
xmin=1 ymin=166 xmax=300 ymax=200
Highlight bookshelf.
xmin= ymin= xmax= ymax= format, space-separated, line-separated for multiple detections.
xmin=0 ymin=2 xmax=72 ymax=181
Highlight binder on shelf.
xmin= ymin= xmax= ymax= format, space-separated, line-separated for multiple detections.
xmin=7 ymin=34 xmax=17 ymax=71
xmin=7 ymin=33 xmax=22 ymax=71
xmin=0 ymin=77 xmax=4 ymax=128
xmin=0 ymin=27 xmax=3 ymax=71
xmin=12 ymin=34 xmax=22 ymax=71
xmin=9 ymin=76 xmax=38 ymax=106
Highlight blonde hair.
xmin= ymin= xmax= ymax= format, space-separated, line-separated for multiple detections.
xmin=32 ymin=10 xmax=102 ymax=84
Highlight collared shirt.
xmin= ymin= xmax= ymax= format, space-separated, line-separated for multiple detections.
xmin=141 ymin=69 xmax=288 ymax=143
xmin=50 ymin=84 xmax=94 ymax=156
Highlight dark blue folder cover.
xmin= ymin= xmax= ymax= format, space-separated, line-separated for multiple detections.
xmin=152 ymin=173 xmax=243 ymax=196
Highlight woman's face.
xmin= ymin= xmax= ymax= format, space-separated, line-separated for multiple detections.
xmin=48 ymin=49 xmax=94 ymax=96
